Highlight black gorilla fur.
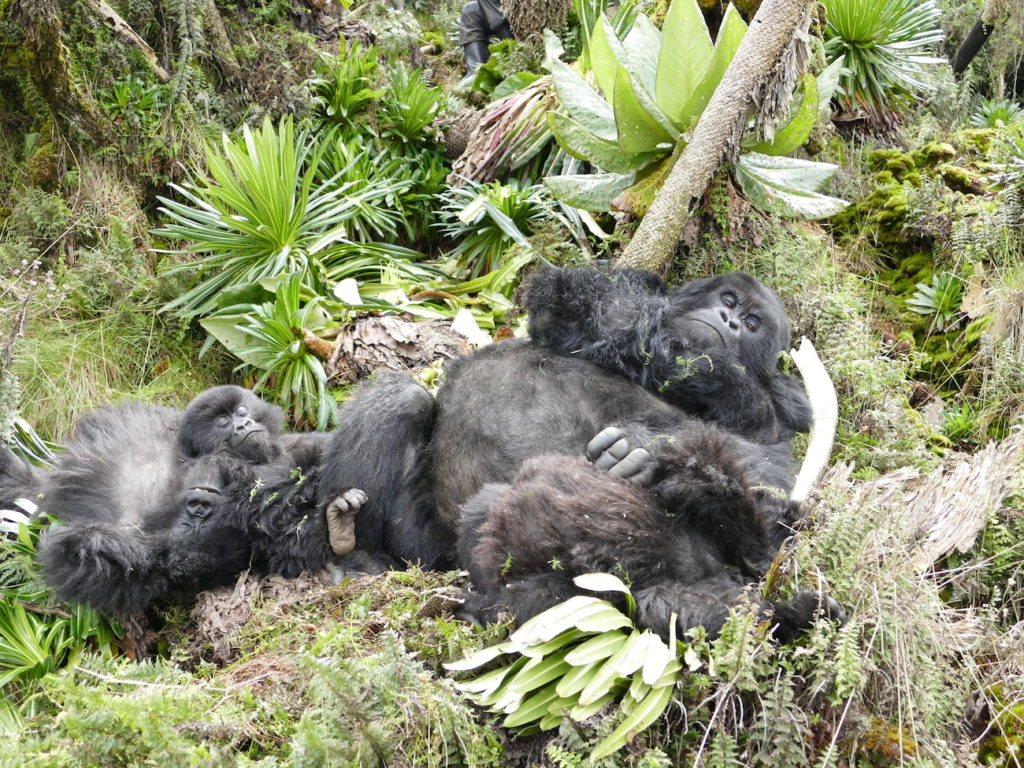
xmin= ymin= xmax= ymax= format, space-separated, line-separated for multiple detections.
xmin=525 ymin=267 xmax=811 ymax=443
xmin=316 ymin=374 xmax=456 ymax=576
xmin=423 ymin=265 xmax=833 ymax=638
xmin=0 ymin=377 xmax=452 ymax=615
xmin=4 ymin=387 xmax=339 ymax=615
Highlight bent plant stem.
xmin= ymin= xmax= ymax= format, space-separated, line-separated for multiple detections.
xmin=617 ymin=0 xmax=816 ymax=274
xmin=788 ymin=337 xmax=839 ymax=506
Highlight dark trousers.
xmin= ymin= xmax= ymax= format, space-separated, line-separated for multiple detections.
xmin=459 ymin=0 xmax=512 ymax=45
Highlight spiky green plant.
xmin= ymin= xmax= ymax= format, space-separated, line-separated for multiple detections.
xmin=378 ymin=64 xmax=444 ymax=147
xmin=971 ymin=98 xmax=1024 ymax=129
xmin=907 ymin=271 xmax=964 ymax=331
xmin=310 ymin=42 xmax=383 ymax=128
xmin=232 ymin=273 xmax=336 ymax=429
xmin=439 ymin=179 xmax=550 ymax=277
xmin=155 ymin=116 xmax=397 ymax=318
xmin=821 ymin=0 xmax=945 ymax=124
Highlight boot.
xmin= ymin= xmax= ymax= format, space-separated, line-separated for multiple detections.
xmin=463 ymin=40 xmax=490 ymax=72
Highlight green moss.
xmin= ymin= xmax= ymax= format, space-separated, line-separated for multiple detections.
xmin=937 ymin=163 xmax=982 ymax=194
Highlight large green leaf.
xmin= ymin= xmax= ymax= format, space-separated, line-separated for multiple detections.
xmin=735 ymin=152 xmax=849 ymax=219
xmin=656 ymin=0 xmax=712 ymax=126
xmin=613 ymin=68 xmax=675 ymax=154
xmin=816 ymin=55 xmax=845 ymax=119
xmin=679 ymin=3 xmax=747 ymax=127
xmin=544 ymin=172 xmax=636 ymax=211
xmin=589 ymin=16 xmax=628 ymax=102
xmin=199 ymin=313 xmax=257 ymax=361
xmin=549 ymin=112 xmax=662 ymax=173
xmin=611 ymin=150 xmax=680 ymax=215
xmin=745 ymin=74 xmax=819 ymax=156
xmin=620 ymin=14 xmax=662 ymax=94
xmin=550 ymin=57 xmax=617 ymax=141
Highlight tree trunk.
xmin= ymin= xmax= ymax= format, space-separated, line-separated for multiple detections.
xmin=82 ymin=0 xmax=171 ymax=82
xmin=617 ymin=0 xmax=816 ymax=274
xmin=952 ymin=0 xmax=1010 ymax=74
xmin=12 ymin=0 xmax=113 ymax=146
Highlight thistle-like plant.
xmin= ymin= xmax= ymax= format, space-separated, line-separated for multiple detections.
xmin=155 ymin=116 xmax=395 ymax=318
xmin=439 ymin=179 xmax=550 ymax=277
xmin=310 ymin=42 xmax=383 ymax=129
xmin=378 ymin=64 xmax=444 ymax=147
xmin=970 ymin=98 xmax=1024 ymax=129
xmin=907 ymin=271 xmax=964 ymax=331
xmin=231 ymin=273 xmax=336 ymax=429
xmin=821 ymin=0 xmax=945 ymax=124
xmin=445 ymin=573 xmax=682 ymax=761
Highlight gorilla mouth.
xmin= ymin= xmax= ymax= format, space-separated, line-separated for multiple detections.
xmin=689 ymin=318 xmax=726 ymax=345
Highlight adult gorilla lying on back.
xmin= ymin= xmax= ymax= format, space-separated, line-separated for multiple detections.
xmin=429 ymin=266 xmax=837 ymax=639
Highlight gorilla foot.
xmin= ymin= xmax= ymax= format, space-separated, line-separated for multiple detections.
xmin=769 ymin=591 xmax=846 ymax=643
xmin=325 ymin=488 xmax=368 ymax=555
xmin=586 ymin=426 xmax=655 ymax=485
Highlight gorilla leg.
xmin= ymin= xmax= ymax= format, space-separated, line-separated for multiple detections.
xmin=319 ymin=374 xmax=455 ymax=575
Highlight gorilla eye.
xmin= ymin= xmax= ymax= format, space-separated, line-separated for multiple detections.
xmin=722 ymin=292 xmax=737 ymax=308
xmin=744 ymin=317 xmax=760 ymax=332
xmin=215 ymin=415 xmax=231 ymax=429
xmin=234 ymin=406 xmax=248 ymax=418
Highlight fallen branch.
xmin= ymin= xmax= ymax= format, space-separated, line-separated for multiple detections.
xmin=83 ymin=0 xmax=170 ymax=83
xmin=789 ymin=337 xmax=838 ymax=505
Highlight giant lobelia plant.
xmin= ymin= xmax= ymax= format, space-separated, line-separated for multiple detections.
xmin=544 ymin=0 xmax=848 ymax=219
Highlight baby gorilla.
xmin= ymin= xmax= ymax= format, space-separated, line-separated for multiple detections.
xmin=173 ymin=454 xmax=367 ymax=578
xmin=459 ymin=425 xmax=843 ymax=642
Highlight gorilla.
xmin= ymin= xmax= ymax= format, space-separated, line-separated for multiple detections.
xmin=524 ymin=267 xmax=811 ymax=444
xmin=325 ymin=265 xmax=836 ymax=640
xmin=0 ymin=386 xmax=361 ymax=616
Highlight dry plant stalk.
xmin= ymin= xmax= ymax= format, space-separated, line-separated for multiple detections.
xmin=789 ymin=337 xmax=839 ymax=505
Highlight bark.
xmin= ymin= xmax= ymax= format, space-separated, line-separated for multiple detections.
xmin=617 ymin=0 xmax=816 ymax=274
xmin=82 ymin=0 xmax=170 ymax=82
xmin=11 ymin=0 xmax=113 ymax=145
xmin=819 ymin=429 xmax=1024 ymax=572
xmin=202 ymin=0 xmax=244 ymax=85
xmin=952 ymin=0 xmax=1010 ymax=74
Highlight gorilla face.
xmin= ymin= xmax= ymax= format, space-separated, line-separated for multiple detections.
xmin=178 ymin=385 xmax=285 ymax=463
xmin=669 ymin=273 xmax=790 ymax=377
xmin=173 ymin=455 xmax=255 ymax=537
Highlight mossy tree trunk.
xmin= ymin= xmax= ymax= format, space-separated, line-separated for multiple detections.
xmin=11 ymin=0 xmax=113 ymax=146
xmin=617 ymin=0 xmax=815 ymax=274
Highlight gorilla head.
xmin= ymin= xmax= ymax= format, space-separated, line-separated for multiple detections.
xmin=667 ymin=272 xmax=791 ymax=379
xmin=523 ymin=266 xmax=810 ymax=443
xmin=172 ymin=455 xmax=255 ymax=538
xmin=177 ymin=385 xmax=285 ymax=464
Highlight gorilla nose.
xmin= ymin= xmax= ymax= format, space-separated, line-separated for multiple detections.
xmin=235 ymin=416 xmax=256 ymax=433
xmin=719 ymin=309 xmax=741 ymax=334
xmin=185 ymin=496 xmax=213 ymax=518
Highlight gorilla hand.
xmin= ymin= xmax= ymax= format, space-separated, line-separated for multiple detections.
xmin=325 ymin=488 xmax=368 ymax=555
xmin=586 ymin=426 xmax=656 ymax=485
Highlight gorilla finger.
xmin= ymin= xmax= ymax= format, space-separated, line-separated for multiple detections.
xmin=607 ymin=448 xmax=655 ymax=484
xmin=586 ymin=427 xmax=626 ymax=461
xmin=592 ymin=439 xmax=632 ymax=470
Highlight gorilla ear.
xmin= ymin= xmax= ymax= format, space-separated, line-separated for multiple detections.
xmin=767 ymin=374 xmax=813 ymax=435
